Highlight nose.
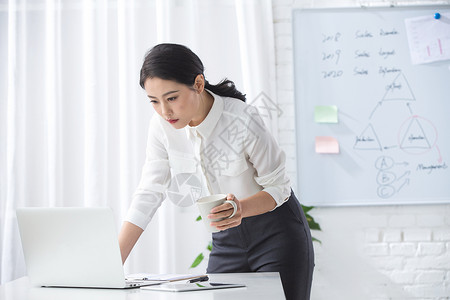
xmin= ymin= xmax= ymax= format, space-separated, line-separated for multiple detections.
xmin=161 ymin=102 xmax=172 ymax=118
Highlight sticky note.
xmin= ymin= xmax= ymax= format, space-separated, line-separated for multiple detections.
xmin=314 ymin=105 xmax=338 ymax=123
xmin=315 ymin=136 xmax=340 ymax=154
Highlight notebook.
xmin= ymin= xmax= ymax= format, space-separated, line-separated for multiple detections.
xmin=16 ymin=207 xmax=161 ymax=289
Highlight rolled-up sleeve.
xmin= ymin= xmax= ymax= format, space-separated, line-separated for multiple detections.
xmin=125 ymin=116 xmax=171 ymax=229
xmin=245 ymin=106 xmax=291 ymax=207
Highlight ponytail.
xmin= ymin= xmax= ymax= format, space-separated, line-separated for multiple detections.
xmin=205 ymin=79 xmax=246 ymax=102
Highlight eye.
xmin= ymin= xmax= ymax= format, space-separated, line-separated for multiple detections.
xmin=149 ymin=100 xmax=158 ymax=104
xmin=167 ymin=96 xmax=177 ymax=101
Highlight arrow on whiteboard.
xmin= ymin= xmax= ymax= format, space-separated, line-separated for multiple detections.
xmin=397 ymin=178 xmax=410 ymax=193
xmin=406 ymin=102 xmax=413 ymax=115
xmin=383 ymin=145 xmax=398 ymax=150
xmin=396 ymin=171 xmax=411 ymax=182
xmin=369 ymin=101 xmax=382 ymax=119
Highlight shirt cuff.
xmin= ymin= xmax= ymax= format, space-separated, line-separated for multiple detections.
xmin=124 ymin=208 xmax=151 ymax=230
xmin=262 ymin=186 xmax=291 ymax=209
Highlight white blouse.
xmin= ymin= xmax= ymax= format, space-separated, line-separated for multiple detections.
xmin=125 ymin=91 xmax=291 ymax=230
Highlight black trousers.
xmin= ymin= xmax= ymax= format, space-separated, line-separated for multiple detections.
xmin=207 ymin=190 xmax=314 ymax=300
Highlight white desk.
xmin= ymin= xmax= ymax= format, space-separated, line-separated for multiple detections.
xmin=0 ymin=272 xmax=285 ymax=300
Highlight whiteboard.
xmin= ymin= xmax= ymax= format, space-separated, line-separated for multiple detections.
xmin=293 ymin=6 xmax=450 ymax=206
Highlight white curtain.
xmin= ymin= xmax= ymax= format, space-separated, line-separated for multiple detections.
xmin=0 ymin=0 xmax=277 ymax=284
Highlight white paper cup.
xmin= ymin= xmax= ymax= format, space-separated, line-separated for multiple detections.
xmin=196 ymin=194 xmax=238 ymax=233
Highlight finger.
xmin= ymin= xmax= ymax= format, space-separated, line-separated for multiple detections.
xmin=213 ymin=219 xmax=241 ymax=231
xmin=210 ymin=202 xmax=235 ymax=214
xmin=210 ymin=212 xmax=240 ymax=226
xmin=208 ymin=208 xmax=234 ymax=220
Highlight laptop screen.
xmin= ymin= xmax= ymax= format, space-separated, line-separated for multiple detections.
xmin=16 ymin=207 xmax=127 ymax=288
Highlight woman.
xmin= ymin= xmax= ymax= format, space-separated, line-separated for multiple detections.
xmin=118 ymin=43 xmax=314 ymax=300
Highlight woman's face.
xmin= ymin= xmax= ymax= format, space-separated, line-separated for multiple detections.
xmin=144 ymin=77 xmax=203 ymax=129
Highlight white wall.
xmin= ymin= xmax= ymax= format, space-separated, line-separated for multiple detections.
xmin=272 ymin=0 xmax=450 ymax=299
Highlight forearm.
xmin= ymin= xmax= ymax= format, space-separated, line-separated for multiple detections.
xmin=118 ymin=221 xmax=144 ymax=264
xmin=240 ymin=191 xmax=277 ymax=218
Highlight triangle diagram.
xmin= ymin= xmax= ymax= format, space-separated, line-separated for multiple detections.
xmin=400 ymin=118 xmax=431 ymax=149
xmin=354 ymin=124 xmax=382 ymax=150
xmin=382 ymin=73 xmax=415 ymax=101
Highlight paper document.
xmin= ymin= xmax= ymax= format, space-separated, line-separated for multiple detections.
xmin=404 ymin=13 xmax=450 ymax=64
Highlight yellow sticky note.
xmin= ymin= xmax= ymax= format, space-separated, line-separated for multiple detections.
xmin=315 ymin=136 xmax=340 ymax=154
xmin=314 ymin=105 xmax=338 ymax=123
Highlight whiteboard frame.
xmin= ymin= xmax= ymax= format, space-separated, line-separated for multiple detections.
xmin=293 ymin=5 xmax=450 ymax=207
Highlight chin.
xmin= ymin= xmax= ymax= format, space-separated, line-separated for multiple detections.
xmin=171 ymin=121 xmax=188 ymax=129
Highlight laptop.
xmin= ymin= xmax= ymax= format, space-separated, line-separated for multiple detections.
xmin=16 ymin=207 xmax=161 ymax=289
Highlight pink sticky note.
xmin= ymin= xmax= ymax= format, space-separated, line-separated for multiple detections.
xmin=315 ymin=136 xmax=340 ymax=154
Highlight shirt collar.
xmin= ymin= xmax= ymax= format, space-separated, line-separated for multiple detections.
xmin=185 ymin=90 xmax=223 ymax=139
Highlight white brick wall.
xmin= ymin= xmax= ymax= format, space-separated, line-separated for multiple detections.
xmin=272 ymin=0 xmax=450 ymax=299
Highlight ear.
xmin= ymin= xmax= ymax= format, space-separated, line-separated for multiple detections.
xmin=193 ymin=74 xmax=205 ymax=94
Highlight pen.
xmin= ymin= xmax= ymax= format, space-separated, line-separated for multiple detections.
xmin=187 ymin=275 xmax=209 ymax=283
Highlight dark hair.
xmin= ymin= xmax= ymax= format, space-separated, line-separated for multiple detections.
xmin=139 ymin=43 xmax=246 ymax=102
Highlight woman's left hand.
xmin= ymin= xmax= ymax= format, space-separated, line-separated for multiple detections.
xmin=209 ymin=194 xmax=242 ymax=232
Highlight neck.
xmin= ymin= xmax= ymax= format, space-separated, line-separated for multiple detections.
xmin=189 ymin=90 xmax=214 ymax=127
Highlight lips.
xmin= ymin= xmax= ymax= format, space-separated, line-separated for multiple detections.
xmin=167 ymin=119 xmax=179 ymax=124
